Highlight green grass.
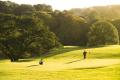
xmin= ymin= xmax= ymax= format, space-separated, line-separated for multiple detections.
xmin=0 ymin=45 xmax=120 ymax=80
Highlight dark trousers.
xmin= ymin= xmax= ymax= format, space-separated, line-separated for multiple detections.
xmin=83 ymin=54 xmax=86 ymax=59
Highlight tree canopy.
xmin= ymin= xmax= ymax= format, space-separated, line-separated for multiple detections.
xmin=0 ymin=13 xmax=61 ymax=61
xmin=87 ymin=21 xmax=119 ymax=46
xmin=50 ymin=11 xmax=88 ymax=45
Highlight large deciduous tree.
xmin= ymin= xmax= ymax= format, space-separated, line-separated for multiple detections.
xmin=112 ymin=19 xmax=120 ymax=43
xmin=0 ymin=13 xmax=61 ymax=62
xmin=87 ymin=21 xmax=119 ymax=46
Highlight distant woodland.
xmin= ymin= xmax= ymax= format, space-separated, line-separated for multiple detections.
xmin=0 ymin=1 xmax=120 ymax=61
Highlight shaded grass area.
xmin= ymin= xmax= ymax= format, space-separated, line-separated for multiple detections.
xmin=43 ymin=46 xmax=82 ymax=58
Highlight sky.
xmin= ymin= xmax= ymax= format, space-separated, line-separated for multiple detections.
xmin=1 ymin=0 xmax=120 ymax=10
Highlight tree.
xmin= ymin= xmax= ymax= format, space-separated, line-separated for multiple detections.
xmin=85 ymin=10 xmax=100 ymax=24
xmin=34 ymin=4 xmax=53 ymax=12
xmin=13 ymin=4 xmax=35 ymax=16
xmin=34 ymin=11 xmax=53 ymax=26
xmin=87 ymin=21 xmax=119 ymax=46
xmin=51 ymin=11 xmax=88 ymax=46
xmin=34 ymin=4 xmax=53 ymax=27
xmin=0 ymin=13 xmax=18 ymax=61
xmin=112 ymin=19 xmax=120 ymax=43
xmin=0 ymin=1 xmax=10 ymax=13
xmin=0 ymin=1 xmax=18 ymax=14
xmin=0 ymin=13 xmax=61 ymax=62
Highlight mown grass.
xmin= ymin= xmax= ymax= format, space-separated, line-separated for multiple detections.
xmin=46 ymin=45 xmax=120 ymax=59
xmin=0 ymin=45 xmax=120 ymax=80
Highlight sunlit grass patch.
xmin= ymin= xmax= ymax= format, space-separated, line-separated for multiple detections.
xmin=0 ymin=45 xmax=120 ymax=80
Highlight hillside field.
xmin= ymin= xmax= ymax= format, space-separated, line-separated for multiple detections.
xmin=0 ymin=45 xmax=120 ymax=80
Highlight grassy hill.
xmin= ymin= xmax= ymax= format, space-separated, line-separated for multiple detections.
xmin=0 ymin=45 xmax=120 ymax=80
xmin=45 ymin=45 xmax=120 ymax=59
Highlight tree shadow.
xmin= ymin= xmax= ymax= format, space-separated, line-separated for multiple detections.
xmin=70 ymin=66 xmax=106 ymax=70
xmin=27 ymin=64 xmax=39 ymax=67
xmin=65 ymin=59 xmax=83 ymax=64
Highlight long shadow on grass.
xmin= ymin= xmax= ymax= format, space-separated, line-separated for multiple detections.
xmin=43 ymin=46 xmax=84 ymax=58
xmin=27 ymin=64 xmax=39 ymax=67
xmin=70 ymin=66 xmax=106 ymax=70
xmin=65 ymin=59 xmax=83 ymax=64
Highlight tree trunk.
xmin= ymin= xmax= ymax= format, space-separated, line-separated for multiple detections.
xmin=3 ymin=52 xmax=19 ymax=62
xmin=1 ymin=44 xmax=19 ymax=62
xmin=10 ymin=55 xmax=19 ymax=62
xmin=7 ymin=53 xmax=18 ymax=62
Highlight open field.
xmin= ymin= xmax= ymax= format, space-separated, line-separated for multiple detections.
xmin=0 ymin=45 xmax=120 ymax=80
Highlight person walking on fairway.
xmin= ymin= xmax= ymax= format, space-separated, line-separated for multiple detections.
xmin=83 ymin=50 xmax=87 ymax=59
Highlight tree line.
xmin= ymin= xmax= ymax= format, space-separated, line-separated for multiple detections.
xmin=0 ymin=1 xmax=120 ymax=61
